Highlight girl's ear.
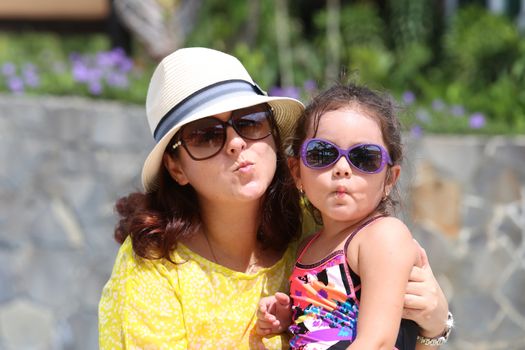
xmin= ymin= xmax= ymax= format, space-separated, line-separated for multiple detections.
xmin=163 ymin=153 xmax=189 ymax=185
xmin=384 ymin=164 xmax=401 ymax=196
xmin=287 ymin=157 xmax=302 ymax=189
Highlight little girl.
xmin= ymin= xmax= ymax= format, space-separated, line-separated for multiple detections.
xmin=257 ymin=83 xmax=422 ymax=349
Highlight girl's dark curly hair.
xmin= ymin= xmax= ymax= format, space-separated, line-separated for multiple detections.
xmin=289 ymin=82 xmax=404 ymax=224
xmin=114 ymin=107 xmax=302 ymax=262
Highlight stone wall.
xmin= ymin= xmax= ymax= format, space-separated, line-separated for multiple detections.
xmin=0 ymin=95 xmax=523 ymax=349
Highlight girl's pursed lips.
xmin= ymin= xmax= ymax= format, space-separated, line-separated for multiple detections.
xmin=334 ymin=186 xmax=348 ymax=198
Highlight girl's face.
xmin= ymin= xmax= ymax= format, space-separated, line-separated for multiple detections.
xmin=292 ymin=106 xmax=399 ymax=225
xmin=163 ymin=110 xmax=278 ymax=206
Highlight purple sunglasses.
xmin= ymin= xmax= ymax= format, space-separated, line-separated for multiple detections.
xmin=300 ymin=138 xmax=393 ymax=174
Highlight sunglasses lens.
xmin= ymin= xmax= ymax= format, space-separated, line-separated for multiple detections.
xmin=304 ymin=140 xmax=339 ymax=168
xmin=175 ymin=104 xmax=272 ymax=160
xmin=349 ymin=144 xmax=383 ymax=173
xmin=181 ymin=118 xmax=225 ymax=159
xmin=232 ymin=106 xmax=272 ymax=140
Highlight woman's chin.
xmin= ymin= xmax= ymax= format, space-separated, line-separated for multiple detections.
xmin=236 ymin=182 xmax=269 ymax=201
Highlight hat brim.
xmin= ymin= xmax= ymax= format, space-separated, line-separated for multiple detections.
xmin=141 ymin=94 xmax=303 ymax=192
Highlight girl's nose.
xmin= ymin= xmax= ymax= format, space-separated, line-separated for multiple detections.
xmin=332 ymin=156 xmax=352 ymax=178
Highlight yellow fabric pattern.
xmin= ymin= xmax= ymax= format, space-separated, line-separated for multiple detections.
xmin=99 ymin=237 xmax=296 ymax=349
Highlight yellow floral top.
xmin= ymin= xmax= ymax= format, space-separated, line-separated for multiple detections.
xmin=98 ymin=237 xmax=297 ymax=349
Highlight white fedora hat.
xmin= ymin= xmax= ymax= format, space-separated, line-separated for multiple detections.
xmin=142 ymin=47 xmax=304 ymax=192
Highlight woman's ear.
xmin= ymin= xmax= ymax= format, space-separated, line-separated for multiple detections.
xmin=288 ymin=157 xmax=302 ymax=189
xmin=163 ymin=153 xmax=189 ymax=185
xmin=384 ymin=164 xmax=401 ymax=196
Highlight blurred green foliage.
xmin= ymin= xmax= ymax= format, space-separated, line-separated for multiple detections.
xmin=0 ymin=1 xmax=524 ymax=135
xmin=0 ymin=32 xmax=154 ymax=104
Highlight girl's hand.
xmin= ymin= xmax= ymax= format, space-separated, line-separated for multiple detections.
xmin=403 ymin=240 xmax=450 ymax=338
xmin=255 ymin=292 xmax=292 ymax=336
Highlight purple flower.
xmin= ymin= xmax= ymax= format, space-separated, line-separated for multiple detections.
xmin=112 ymin=48 xmax=131 ymax=64
xmin=88 ymin=80 xmax=103 ymax=95
xmin=2 ymin=63 xmax=16 ymax=77
xmin=7 ymin=76 xmax=24 ymax=93
xmin=269 ymin=86 xmax=300 ymax=100
xmin=431 ymin=99 xmax=445 ymax=111
xmin=450 ymin=105 xmax=465 ymax=117
xmin=410 ymin=125 xmax=423 ymax=138
xmin=402 ymin=91 xmax=416 ymax=105
xmin=106 ymin=72 xmax=129 ymax=88
xmin=303 ymin=80 xmax=317 ymax=92
xmin=469 ymin=113 xmax=486 ymax=129
xmin=415 ymin=108 xmax=430 ymax=123
xmin=96 ymin=51 xmax=115 ymax=67
xmin=22 ymin=65 xmax=40 ymax=87
xmin=96 ymin=47 xmax=133 ymax=72
xmin=69 ymin=52 xmax=82 ymax=62
xmin=23 ymin=70 xmax=40 ymax=88
xmin=269 ymin=86 xmax=283 ymax=96
xmin=72 ymin=61 xmax=91 ymax=83
xmin=89 ymin=67 xmax=104 ymax=82
xmin=109 ymin=47 xmax=126 ymax=62
xmin=69 ymin=49 xmax=135 ymax=93
xmin=118 ymin=57 xmax=133 ymax=73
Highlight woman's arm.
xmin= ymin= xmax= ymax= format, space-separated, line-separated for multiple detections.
xmin=405 ymin=240 xmax=452 ymax=350
xmin=414 ymin=311 xmax=453 ymax=350
xmin=99 ymin=240 xmax=188 ymax=349
xmin=347 ymin=217 xmax=419 ymax=349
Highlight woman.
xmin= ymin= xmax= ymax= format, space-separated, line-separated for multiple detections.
xmin=98 ymin=47 xmax=451 ymax=349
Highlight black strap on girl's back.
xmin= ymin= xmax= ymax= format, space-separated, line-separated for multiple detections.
xmin=343 ymin=215 xmax=387 ymax=252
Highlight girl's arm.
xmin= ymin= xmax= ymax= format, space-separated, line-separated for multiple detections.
xmin=305 ymin=211 xmax=451 ymax=345
xmin=256 ymin=292 xmax=292 ymax=335
xmin=256 ymin=233 xmax=316 ymax=336
xmin=347 ymin=217 xmax=419 ymax=349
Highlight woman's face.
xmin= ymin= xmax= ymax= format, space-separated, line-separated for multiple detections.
xmin=164 ymin=110 xmax=278 ymax=205
xmin=293 ymin=107 xmax=397 ymax=224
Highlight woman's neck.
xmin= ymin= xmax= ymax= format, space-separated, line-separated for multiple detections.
xmin=197 ymin=199 xmax=265 ymax=272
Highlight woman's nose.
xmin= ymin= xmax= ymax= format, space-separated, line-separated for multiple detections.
xmin=332 ymin=156 xmax=352 ymax=178
xmin=225 ymin=126 xmax=247 ymax=155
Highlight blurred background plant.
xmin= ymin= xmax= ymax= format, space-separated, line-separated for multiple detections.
xmin=0 ymin=0 xmax=524 ymax=135
xmin=0 ymin=32 xmax=154 ymax=104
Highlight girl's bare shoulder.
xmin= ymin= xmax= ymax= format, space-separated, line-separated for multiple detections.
xmin=355 ymin=216 xmax=416 ymax=257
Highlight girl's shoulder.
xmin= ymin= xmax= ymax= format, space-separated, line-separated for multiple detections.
xmin=347 ymin=216 xmax=417 ymax=271
xmin=360 ymin=216 xmax=411 ymax=238
xmin=345 ymin=216 xmax=412 ymax=248
xmin=296 ymin=231 xmax=321 ymax=259
xmin=358 ymin=216 xmax=417 ymax=256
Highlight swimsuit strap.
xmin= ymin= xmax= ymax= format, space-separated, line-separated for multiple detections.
xmin=295 ymin=230 xmax=323 ymax=263
xmin=343 ymin=215 xmax=388 ymax=252
xmin=296 ymin=215 xmax=387 ymax=263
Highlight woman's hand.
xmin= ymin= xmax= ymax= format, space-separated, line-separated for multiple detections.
xmin=403 ymin=240 xmax=449 ymax=338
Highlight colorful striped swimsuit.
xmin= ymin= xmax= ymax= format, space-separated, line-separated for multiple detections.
xmin=288 ymin=216 xmax=418 ymax=350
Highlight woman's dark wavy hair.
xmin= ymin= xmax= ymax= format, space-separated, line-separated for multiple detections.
xmin=289 ymin=82 xmax=404 ymax=225
xmin=114 ymin=107 xmax=302 ymax=262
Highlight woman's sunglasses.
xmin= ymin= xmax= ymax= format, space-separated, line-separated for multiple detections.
xmin=171 ymin=104 xmax=273 ymax=160
xmin=300 ymin=138 xmax=392 ymax=174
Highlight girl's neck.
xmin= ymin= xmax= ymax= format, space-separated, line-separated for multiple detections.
xmin=321 ymin=212 xmax=382 ymax=238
